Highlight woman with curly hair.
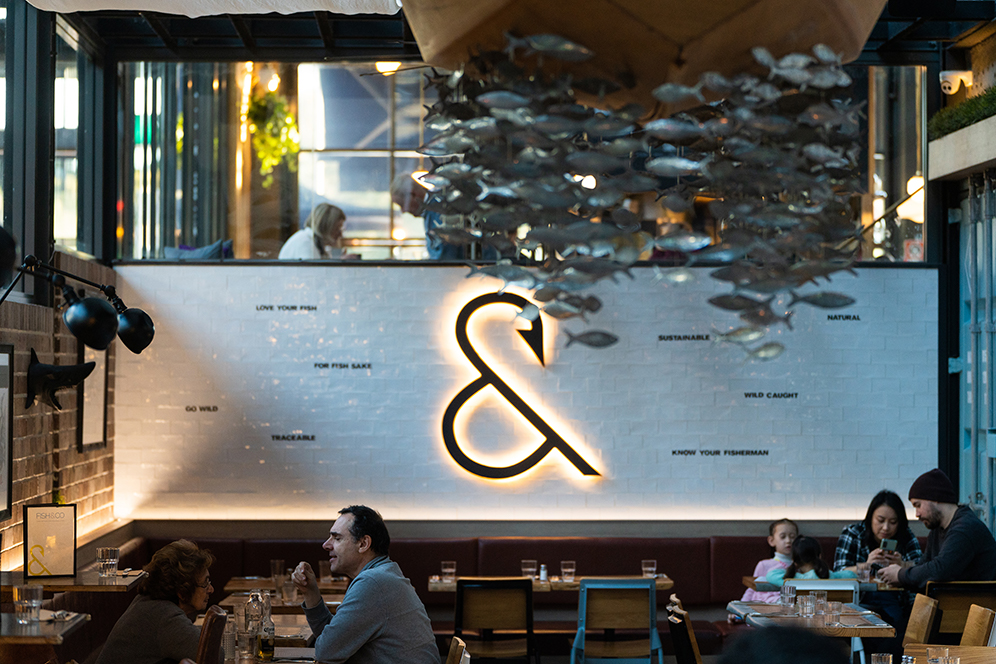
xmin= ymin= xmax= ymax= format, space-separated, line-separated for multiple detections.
xmin=96 ymin=539 xmax=216 ymax=664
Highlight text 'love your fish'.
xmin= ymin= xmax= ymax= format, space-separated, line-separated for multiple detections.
xmin=256 ymin=304 xmax=319 ymax=311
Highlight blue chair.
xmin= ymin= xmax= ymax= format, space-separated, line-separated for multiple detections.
xmin=570 ymin=578 xmax=664 ymax=664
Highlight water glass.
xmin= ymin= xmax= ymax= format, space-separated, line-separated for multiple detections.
xmin=441 ymin=560 xmax=457 ymax=582
xmin=779 ymin=584 xmax=796 ymax=610
xmin=641 ymin=559 xmax=657 ymax=578
xmin=797 ymin=594 xmax=816 ymax=617
xmin=223 ymin=615 xmax=237 ymax=663
xmin=521 ymin=559 xmax=538 ymax=579
xmin=96 ymin=547 xmax=120 ymax=577
xmin=871 ymin=655 xmax=892 ymax=664
xmin=318 ymin=560 xmax=332 ymax=583
xmin=282 ymin=579 xmax=298 ymax=604
xmin=13 ymin=584 xmax=42 ymax=624
xmin=237 ymin=630 xmax=254 ymax=659
xmin=926 ymin=647 xmax=949 ymax=664
xmin=561 ymin=560 xmax=576 ymax=582
xmin=857 ymin=567 xmax=871 ymax=582
xmin=826 ymin=601 xmax=843 ymax=626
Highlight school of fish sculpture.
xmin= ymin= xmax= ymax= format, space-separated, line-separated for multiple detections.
xmin=418 ymin=34 xmax=862 ymax=358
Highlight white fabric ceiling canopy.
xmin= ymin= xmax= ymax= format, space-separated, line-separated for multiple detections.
xmin=25 ymin=0 xmax=399 ymax=17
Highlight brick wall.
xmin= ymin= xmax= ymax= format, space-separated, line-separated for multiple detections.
xmin=0 ymin=253 xmax=116 ymax=570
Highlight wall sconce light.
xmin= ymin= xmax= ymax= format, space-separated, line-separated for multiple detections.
xmin=0 ymin=254 xmax=155 ymax=353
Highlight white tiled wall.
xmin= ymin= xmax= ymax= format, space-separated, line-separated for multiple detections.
xmin=114 ymin=265 xmax=938 ymax=522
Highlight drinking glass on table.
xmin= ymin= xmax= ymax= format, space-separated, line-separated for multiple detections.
xmin=441 ymin=561 xmax=457 ymax=582
xmin=641 ymin=559 xmax=657 ymax=578
xmin=96 ymin=546 xmax=120 ymax=577
xmin=779 ymin=584 xmax=796 ymax=611
xmin=813 ymin=590 xmax=827 ymax=616
xmin=797 ymin=594 xmax=816 ymax=617
xmin=318 ymin=560 xmax=333 ymax=583
xmin=826 ymin=601 xmax=842 ymax=626
xmin=561 ymin=560 xmax=576 ymax=582
xmin=521 ymin=559 xmax=538 ymax=579
xmin=13 ymin=584 xmax=42 ymax=624
xmin=871 ymin=655 xmax=892 ymax=664
xmin=282 ymin=578 xmax=298 ymax=604
xmin=926 ymin=647 xmax=949 ymax=664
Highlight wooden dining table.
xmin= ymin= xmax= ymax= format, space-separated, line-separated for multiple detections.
xmin=0 ymin=611 xmax=91 ymax=664
xmin=224 ymin=576 xmax=349 ymax=594
xmin=273 ymin=645 xmax=315 ymax=662
xmin=197 ymin=611 xmax=313 ymax=647
xmin=743 ymin=611 xmax=895 ymax=638
xmin=219 ymin=592 xmax=343 ymax=615
xmin=726 ymin=600 xmax=874 ymax=620
xmin=903 ymin=643 xmax=996 ymax=664
xmin=427 ymin=574 xmax=674 ymax=592
xmin=0 ymin=569 xmax=147 ymax=595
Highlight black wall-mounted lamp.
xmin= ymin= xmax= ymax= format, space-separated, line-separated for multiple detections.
xmin=0 ymin=254 xmax=155 ymax=353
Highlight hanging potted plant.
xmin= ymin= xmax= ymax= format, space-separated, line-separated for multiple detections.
xmin=247 ymin=89 xmax=300 ymax=188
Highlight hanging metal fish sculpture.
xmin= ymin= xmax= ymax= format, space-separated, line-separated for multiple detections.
xmin=26 ymin=348 xmax=95 ymax=410
xmin=419 ymin=34 xmax=861 ymax=357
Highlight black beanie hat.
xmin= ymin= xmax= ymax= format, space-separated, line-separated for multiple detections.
xmin=908 ymin=468 xmax=958 ymax=504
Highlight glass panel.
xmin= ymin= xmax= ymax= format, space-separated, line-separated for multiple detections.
xmin=863 ymin=65 xmax=926 ymax=262
xmin=53 ymin=22 xmax=79 ymax=251
xmin=0 ymin=2 xmax=7 ymax=232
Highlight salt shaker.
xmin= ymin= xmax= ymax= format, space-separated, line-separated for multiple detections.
xmin=539 ymin=564 xmax=548 ymax=581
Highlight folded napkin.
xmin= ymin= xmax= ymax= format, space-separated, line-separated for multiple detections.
xmin=39 ymin=609 xmax=76 ymax=622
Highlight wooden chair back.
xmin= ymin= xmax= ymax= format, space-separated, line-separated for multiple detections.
xmin=904 ymin=593 xmax=939 ymax=647
xmin=960 ymin=604 xmax=996 ymax=647
xmin=926 ymin=581 xmax=996 ymax=634
xmin=456 ymin=578 xmax=532 ymax=631
xmin=571 ymin=578 xmax=663 ymax=664
xmin=445 ymin=636 xmax=467 ymax=664
xmin=667 ymin=604 xmax=703 ymax=664
xmin=455 ymin=578 xmax=534 ymax=662
xmin=195 ymin=605 xmax=227 ymax=664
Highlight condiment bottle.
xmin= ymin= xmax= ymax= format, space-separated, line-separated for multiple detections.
xmin=258 ymin=591 xmax=275 ymax=661
xmin=539 ymin=564 xmax=548 ymax=581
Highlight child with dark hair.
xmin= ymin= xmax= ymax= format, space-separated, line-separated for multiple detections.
xmin=766 ymin=536 xmax=857 ymax=586
xmin=741 ymin=518 xmax=798 ymax=603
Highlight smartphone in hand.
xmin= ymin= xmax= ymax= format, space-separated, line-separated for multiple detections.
xmin=880 ymin=538 xmax=898 ymax=552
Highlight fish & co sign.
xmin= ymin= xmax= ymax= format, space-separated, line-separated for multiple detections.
xmin=442 ymin=292 xmax=599 ymax=479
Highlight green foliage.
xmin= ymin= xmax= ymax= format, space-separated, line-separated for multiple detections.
xmin=247 ymin=90 xmax=300 ymax=188
xmin=928 ymin=86 xmax=996 ymax=141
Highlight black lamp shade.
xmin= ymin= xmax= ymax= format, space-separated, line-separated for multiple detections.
xmin=64 ymin=297 xmax=118 ymax=350
xmin=117 ymin=308 xmax=155 ymax=353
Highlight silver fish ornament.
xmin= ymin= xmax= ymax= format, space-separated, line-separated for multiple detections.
xmin=505 ymin=33 xmax=596 ymax=62
xmin=788 ymin=291 xmax=856 ymax=309
xmin=712 ymin=326 xmax=766 ymax=345
xmin=565 ymin=330 xmax=619 ymax=348
xmin=467 ymin=261 xmax=538 ymax=291
xmin=643 ymin=118 xmax=704 ymax=141
xmin=645 ymin=156 xmax=701 ymax=177
xmin=477 ymin=90 xmax=532 ymax=109
xmin=655 ymin=230 xmax=712 ymax=253
xmin=743 ymin=342 xmax=786 ymax=363
xmin=651 ymin=82 xmax=705 ymax=104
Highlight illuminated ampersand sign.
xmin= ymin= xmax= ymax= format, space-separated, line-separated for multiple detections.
xmin=443 ymin=292 xmax=600 ymax=479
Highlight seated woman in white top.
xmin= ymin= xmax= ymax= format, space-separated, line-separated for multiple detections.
xmin=279 ymin=203 xmax=355 ymax=259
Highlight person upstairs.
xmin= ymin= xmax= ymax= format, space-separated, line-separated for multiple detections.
xmin=292 ymin=505 xmax=438 ymax=664
xmin=742 ymin=518 xmax=798 ymax=603
xmin=878 ymin=468 xmax=996 ymax=589
xmin=279 ymin=203 xmax=351 ymax=259
xmin=765 ymin=536 xmax=857 ymax=586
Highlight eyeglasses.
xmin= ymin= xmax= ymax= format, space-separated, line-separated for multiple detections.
xmin=195 ymin=577 xmax=211 ymax=589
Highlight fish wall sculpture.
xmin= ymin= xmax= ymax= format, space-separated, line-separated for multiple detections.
xmin=26 ymin=348 xmax=95 ymax=410
xmin=418 ymin=34 xmax=863 ymax=360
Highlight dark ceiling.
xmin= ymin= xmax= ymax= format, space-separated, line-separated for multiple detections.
xmin=64 ymin=9 xmax=421 ymax=62
xmin=62 ymin=2 xmax=996 ymax=65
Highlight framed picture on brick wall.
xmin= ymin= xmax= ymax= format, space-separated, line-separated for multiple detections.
xmin=77 ymin=344 xmax=108 ymax=452
xmin=24 ymin=504 xmax=77 ymax=576
xmin=0 ymin=344 xmax=12 ymax=521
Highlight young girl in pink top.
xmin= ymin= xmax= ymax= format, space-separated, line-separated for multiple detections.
xmin=741 ymin=518 xmax=798 ymax=603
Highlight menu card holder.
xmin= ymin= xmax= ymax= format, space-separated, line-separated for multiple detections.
xmin=24 ymin=503 xmax=77 ymax=577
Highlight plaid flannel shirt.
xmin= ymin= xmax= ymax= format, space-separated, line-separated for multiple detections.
xmin=833 ymin=522 xmax=922 ymax=571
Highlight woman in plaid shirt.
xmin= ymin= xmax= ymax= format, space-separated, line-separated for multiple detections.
xmin=833 ymin=490 xmax=922 ymax=655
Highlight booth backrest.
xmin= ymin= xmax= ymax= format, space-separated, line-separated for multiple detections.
xmin=392 ymin=539 xmax=479 ymax=607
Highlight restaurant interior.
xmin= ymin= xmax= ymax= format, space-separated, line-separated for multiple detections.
xmin=0 ymin=0 xmax=994 ymax=662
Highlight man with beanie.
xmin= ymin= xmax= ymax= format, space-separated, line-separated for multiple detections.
xmin=879 ymin=468 xmax=996 ymax=589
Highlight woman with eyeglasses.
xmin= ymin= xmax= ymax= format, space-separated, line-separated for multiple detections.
xmin=96 ymin=539 xmax=216 ymax=664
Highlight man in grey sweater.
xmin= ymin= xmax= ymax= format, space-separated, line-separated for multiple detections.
xmin=292 ymin=505 xmax=439 ymax=664
xmin=879 ymin=468 xmax=996 ymax=589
